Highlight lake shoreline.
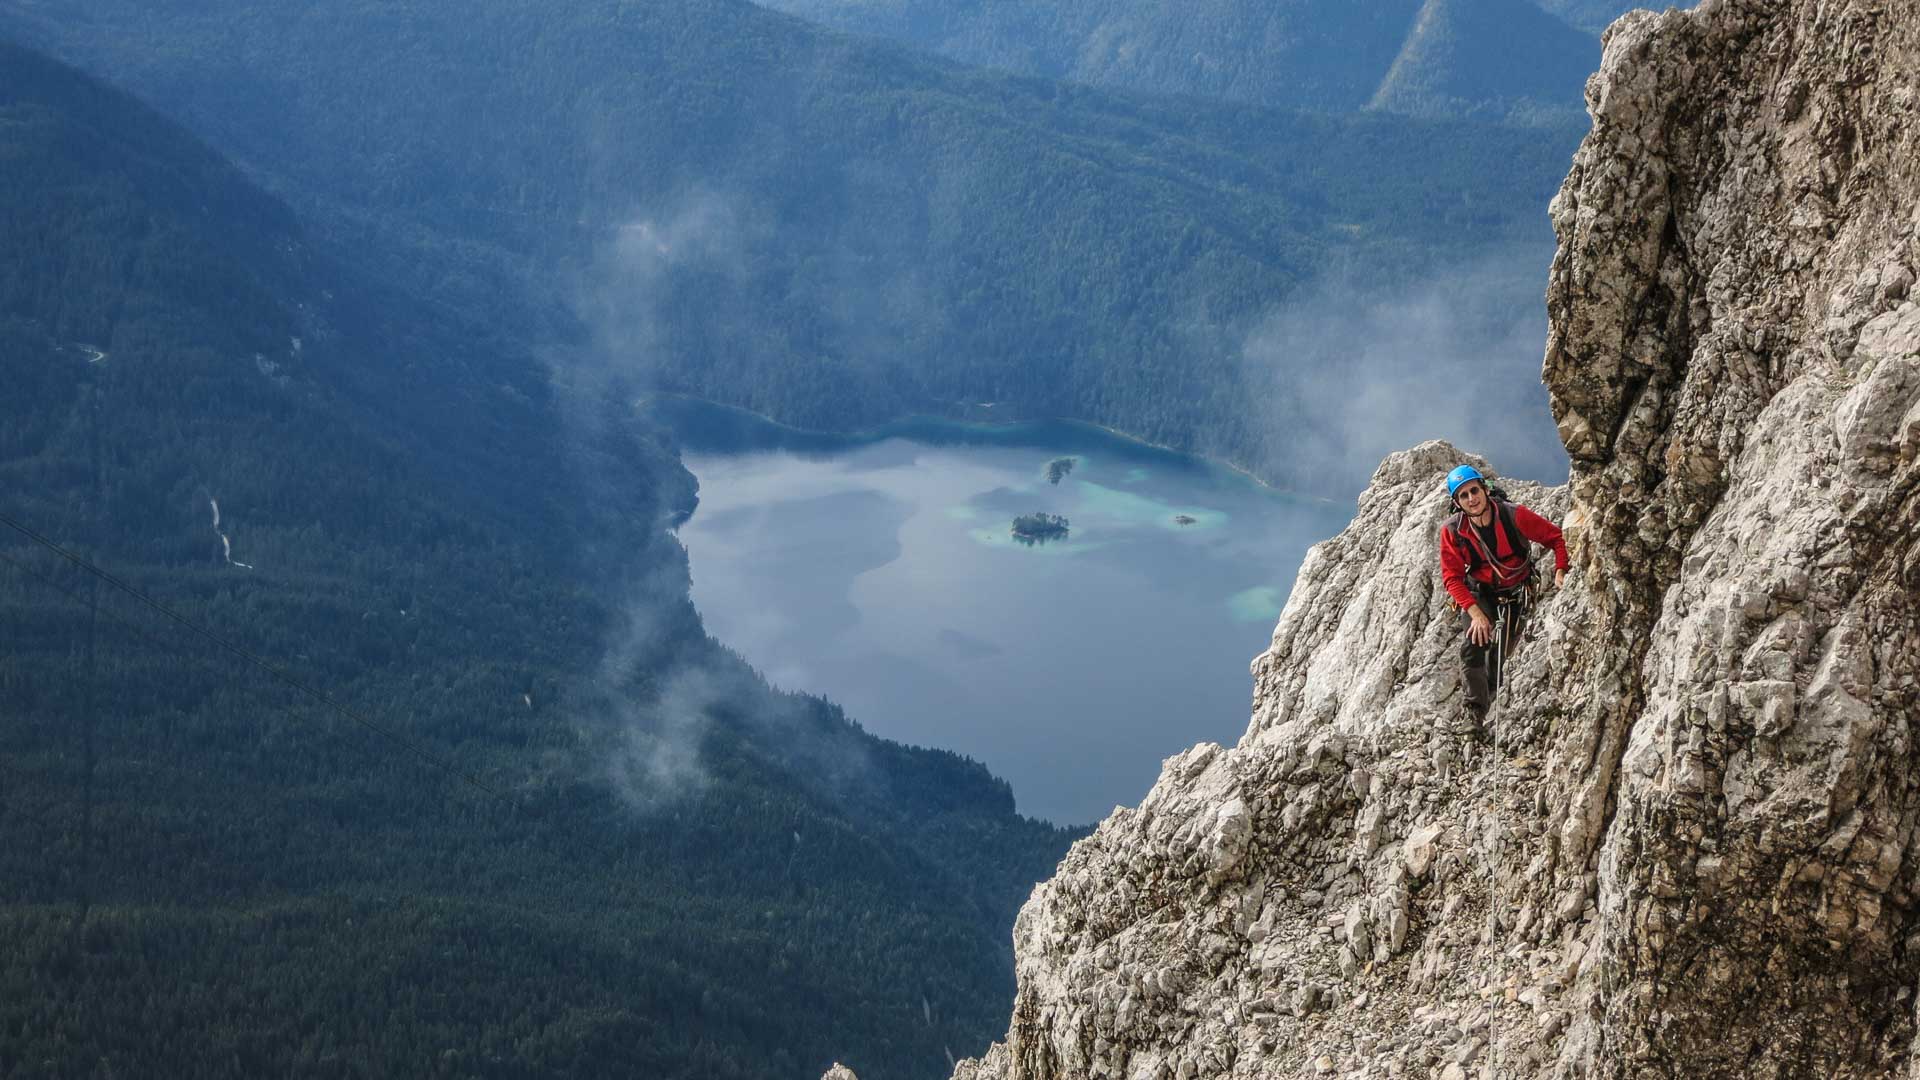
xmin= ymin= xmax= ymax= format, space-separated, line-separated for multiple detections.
xmin=667 ymin=418 xmax=1356 ymax=824
xmin=640 ymin=393 xmax=1344 ymax=508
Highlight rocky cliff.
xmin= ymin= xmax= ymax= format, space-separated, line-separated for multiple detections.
xmin=872 ymin=0 xmax=1920 ymax=1077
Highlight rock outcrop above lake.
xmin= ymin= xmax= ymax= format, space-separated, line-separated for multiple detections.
xmin=880 ymin=1 xmax=1920 ymax=1077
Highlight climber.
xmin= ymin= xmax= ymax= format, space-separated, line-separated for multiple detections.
xmin=1437 ymin=464 xmax=1568 ymax=728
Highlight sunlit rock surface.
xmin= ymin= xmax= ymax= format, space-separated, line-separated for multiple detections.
xmin=915 ymin=0 xmax=1920 ymax=1076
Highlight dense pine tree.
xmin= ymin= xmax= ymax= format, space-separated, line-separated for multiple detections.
xmin=0 ymin=40 xmax=1074 ymax=1080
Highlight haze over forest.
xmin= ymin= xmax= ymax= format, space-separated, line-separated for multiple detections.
xmin=0 ymin=0 xmax=1636 ymax=1075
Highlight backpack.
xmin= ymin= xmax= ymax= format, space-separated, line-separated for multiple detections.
xmin=1445 ymin=487 xmax=1535 ymax=592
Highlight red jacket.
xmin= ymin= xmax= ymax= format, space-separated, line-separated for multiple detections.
xmin=1438 ymin=501 xmax=1569 ymax=610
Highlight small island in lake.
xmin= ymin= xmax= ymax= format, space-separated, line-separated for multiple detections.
xmin=1045 ymin=457 xmax=1077 ymax=484
xmin=1173 ymin=514 xmax=1198 ymax=526
xmin=1011 ymin=512 xmax=1070 ymax=546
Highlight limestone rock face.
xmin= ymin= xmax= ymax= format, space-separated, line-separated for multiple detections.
xmin=936 ymin=443 xmax=1582 ymax=1080
xmin=931 ymin=0 xmax=1920 ymax=1077
xmin=1539 ymin=0 xmax=1920 ymax=1073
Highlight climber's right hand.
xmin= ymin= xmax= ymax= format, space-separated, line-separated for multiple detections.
xmin=1467 ymin=606 xmax=1494 ymax=646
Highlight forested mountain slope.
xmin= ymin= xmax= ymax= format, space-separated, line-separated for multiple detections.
xmin=1367 ymin=0 xmax=1595 ymax=120
xmin=0 ymin=39 xmax=1074 ymax=1080
xmin=1 ymin=0 xmax=1583 ymax=492
xmin=754 ymin=0 xmax=1597 ymax=122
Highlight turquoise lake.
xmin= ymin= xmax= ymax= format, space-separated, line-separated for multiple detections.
xmin=660 ymin=402 xmax=1354 ymax=825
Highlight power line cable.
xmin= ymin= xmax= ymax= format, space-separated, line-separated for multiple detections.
xmin=0 ymin=516 xmax=505 ymax=799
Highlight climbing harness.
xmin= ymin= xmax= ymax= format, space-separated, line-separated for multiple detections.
xmin=1488 ymin=589 xmax=1528 ymax=723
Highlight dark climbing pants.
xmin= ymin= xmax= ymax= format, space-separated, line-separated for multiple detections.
xmin=1460 ymin=587 xmax=1528 ymax=715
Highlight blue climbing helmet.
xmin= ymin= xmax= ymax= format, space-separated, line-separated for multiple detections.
xmin=1445 ymin=464 xmax=1484 ymax=497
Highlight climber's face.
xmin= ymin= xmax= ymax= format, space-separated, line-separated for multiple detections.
xmin=1454 ymin=481 xmax=1487 ymax=513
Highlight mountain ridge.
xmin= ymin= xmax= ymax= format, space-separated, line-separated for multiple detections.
xmin=1368 ymin=0 xmax=1596 ymax=122
xmin=749 ymin=0 xmax=1597 ymax=122
xmin=2 ymin=0 xmax=1584 ymax=494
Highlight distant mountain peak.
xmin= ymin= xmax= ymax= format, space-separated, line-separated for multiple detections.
xmin=1368 ymin=0 xmax=1599 ymax=123
xmin=753 ymin=0 xmax=1599 ymax=120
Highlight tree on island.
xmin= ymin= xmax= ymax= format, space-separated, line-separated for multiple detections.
xmin=1045 ymin=457 xmax=1077 ymax=484
xmin=1173 ymin=514 xmax=1197 ymax=526
xmin=1011 ymin=512 xmax=1070 ymax=545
